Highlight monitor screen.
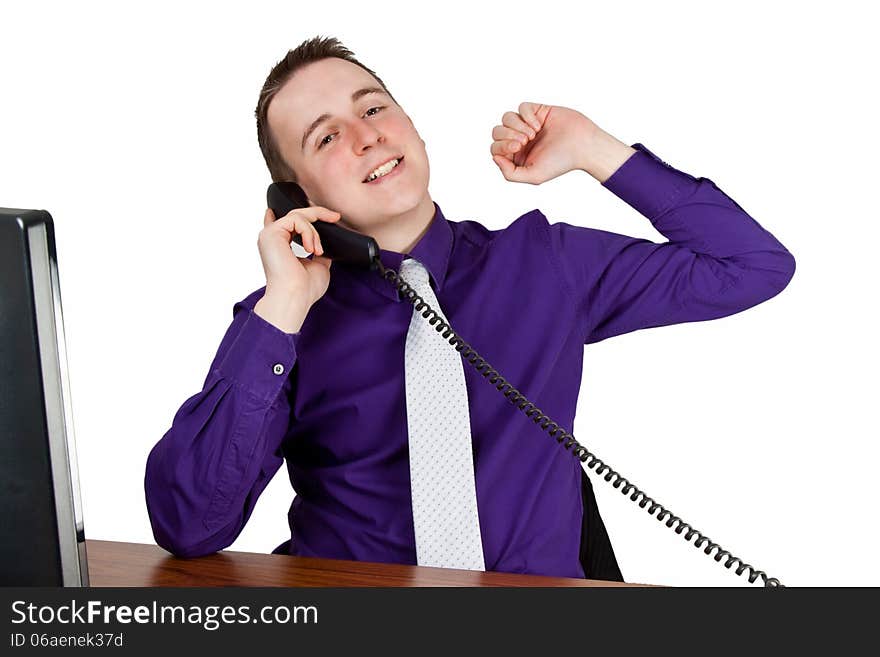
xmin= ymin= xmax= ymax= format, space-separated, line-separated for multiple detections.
xmin=0 ymin=207 xmax=89 ymax=586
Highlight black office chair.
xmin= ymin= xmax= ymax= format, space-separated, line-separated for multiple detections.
xmin=579 ymin=468 xmax=624 ymax=582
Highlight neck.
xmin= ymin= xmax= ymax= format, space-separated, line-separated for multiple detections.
xmin=355 ymin=194 xmax=436 ymax=254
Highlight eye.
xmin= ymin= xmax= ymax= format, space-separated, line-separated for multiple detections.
xmin=317 ymin=107 xmax=384 ymax=150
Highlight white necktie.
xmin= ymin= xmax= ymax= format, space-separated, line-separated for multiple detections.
xmin=400 ymin=257 xmax=486 ymax=571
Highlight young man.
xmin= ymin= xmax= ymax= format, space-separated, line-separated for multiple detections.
xmin=144 ymin=36 xmax=795 ymax=581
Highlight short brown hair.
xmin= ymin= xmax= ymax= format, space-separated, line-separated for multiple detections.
xmin=255 ymin=35 xmax=396 ymax=183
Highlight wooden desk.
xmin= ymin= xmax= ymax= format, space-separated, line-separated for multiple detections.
xmin=86 ymin=540 xmax=651 ymax=587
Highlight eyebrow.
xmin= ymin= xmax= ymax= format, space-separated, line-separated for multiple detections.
xmin=300 ymin=86 xmax=388 ymax=152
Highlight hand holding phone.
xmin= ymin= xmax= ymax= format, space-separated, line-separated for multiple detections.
xmin=255 ymin=182 xmax=382 ymax=334
xmin=253 ymin=205 xmax=340 ymax=334
xmin=267 ymin=182 xmax=380 ymax=269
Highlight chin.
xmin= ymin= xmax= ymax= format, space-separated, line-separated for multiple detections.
xmin=367 ymin=181 xmax=427 ymax=211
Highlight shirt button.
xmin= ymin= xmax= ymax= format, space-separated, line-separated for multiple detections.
xmin=272 ymin=363 xmax=285 ymax=376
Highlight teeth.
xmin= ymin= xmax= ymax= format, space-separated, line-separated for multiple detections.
xmin=365 ymin=158 xmax=399 ymax=182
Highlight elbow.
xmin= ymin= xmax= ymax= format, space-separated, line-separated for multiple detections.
xmin=155 ymin=533 xmax=220 ymax=560
xmin=768 ymin=247 xmax=796 ymax=297
xmin=145 ymin=500 xmax=225 ymax=559
xmin=144 ymin=500 xmax=215 ymax=560
xmin=148 ymin=517 xmax=198 ymax=558
xmin=727 ymin=245 xmax=796 ymax=305
xmin=144 ymin=448 xmax=228 ymax=559
xmin=701 ymin=247 xmax=796 ymax=317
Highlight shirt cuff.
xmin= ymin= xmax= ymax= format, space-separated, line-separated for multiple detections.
xmin=217 ymin=308 xmax=299 ymax=402
xmin=600 ymin=142 xmax=700 ymax=221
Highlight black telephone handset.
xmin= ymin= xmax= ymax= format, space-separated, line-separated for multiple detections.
xmin=265 ymin=182 xmax=785 ymax=587
xmin=267 ymin=182 xmax=381 ymax=270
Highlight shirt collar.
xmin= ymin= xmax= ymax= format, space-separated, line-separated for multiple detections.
xmin=331 ymin=201 xmax=453 ymax=303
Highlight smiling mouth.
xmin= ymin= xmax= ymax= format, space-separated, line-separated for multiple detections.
xmin=362 ymin=156 xmax=404 ymax=183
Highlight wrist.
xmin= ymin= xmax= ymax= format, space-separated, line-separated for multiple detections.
xmin=254 ymin=288 xmax=310 ymax=334
xmin=577 ymin=127 xmax=637 ymax=184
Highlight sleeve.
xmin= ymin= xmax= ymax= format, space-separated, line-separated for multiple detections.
xmin=144 ymin=292 xmax=299 ymax=558
xmin=543 ymin=142 xmax=796 ymax=344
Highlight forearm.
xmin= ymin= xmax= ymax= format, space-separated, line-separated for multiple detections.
xmin=576 ymin=127 xmax=638 ymax=184
xmin=145 ymin=383 xmax=288 ymax=557
xmin=145 ymin=301 xmax=297 ymax=557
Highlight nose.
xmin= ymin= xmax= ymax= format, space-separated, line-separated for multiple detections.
xmin=352 ymin=119 xmax=384 ymax=153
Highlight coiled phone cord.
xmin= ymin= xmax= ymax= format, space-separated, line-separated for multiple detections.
xmin=375 ymin=258 xmax=784 ymax=588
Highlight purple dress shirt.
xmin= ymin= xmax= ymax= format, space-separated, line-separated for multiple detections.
xmin=144 ymin=142 xmax=795 ymax=578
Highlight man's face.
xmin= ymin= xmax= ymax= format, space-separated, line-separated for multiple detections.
xmin=267 ymin=57 xmax=431 ymax=230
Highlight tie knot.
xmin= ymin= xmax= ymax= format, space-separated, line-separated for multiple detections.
xmin=399 ymin=257 xmax=430 ymax=288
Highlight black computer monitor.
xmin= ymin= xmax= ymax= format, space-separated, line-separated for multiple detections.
xmin=0 ymin=207 xmax=89 ymax=586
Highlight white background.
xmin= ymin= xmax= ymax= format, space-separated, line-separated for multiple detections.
xmin=2 ymin=0 xmax=877 ymax=587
